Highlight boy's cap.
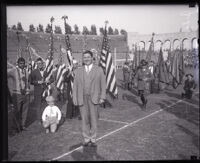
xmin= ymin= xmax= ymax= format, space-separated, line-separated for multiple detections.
xmin=186 ymin=73 xmax=194 ymax=78
xmin=46 ymin=96 xmax=55 ymax=102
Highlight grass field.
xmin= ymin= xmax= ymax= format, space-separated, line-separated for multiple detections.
xmin=8 ymin=67 xmax=199 ymax=161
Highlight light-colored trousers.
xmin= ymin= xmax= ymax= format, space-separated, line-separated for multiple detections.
xmin=80 ymin=95 xmax=98 ymax=143
xmin=42 ymin=116 xmax=58 ymax=133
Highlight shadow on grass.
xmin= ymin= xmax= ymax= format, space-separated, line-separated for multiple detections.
xmin=122 ymin=93 xmax=143 ymax=109
xmin=157 ymin=99 xmax=199 ymax=126
xmin=69 ymin=143 xmax=105 ymax=161
xmin=164 ymin=91 xmax=182 ymax=100
xmin=8 ymin=150 xmax=18 ymax=161
xmin=25 ymin=101 xmax=37 ymax=127
xmin=176 ymin=124 xmax=199 ymax=149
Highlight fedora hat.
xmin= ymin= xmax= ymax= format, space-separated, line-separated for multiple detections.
xmin=185 ymin=73 xmax=193 ymax=78
xmin=140 ymin=59 xmax=148 ymax=66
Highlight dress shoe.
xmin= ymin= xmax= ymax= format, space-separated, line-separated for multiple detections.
xmin=21 ymin=126 xmax=28 ymax=131
xmin=82 ymin=142 xmax=90 ymax=147
xmin=90 ymin=142 xmax=97 ymax=147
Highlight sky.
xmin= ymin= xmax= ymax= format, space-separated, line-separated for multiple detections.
xmin=7 ymin=5 xmax=198 ymax=35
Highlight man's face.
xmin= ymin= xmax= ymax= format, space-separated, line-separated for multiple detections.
xmin=37 ymin=61 xmax=43 ymax=70
xmin=18 ymin=61 xmax=25 ymax=69
xmin=83 ymin=53 xmax=93 ymax=66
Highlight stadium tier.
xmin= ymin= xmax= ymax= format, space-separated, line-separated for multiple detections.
xmin=7 ymin=30 xmax=128 ymax=65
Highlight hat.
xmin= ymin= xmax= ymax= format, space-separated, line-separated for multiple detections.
xmin=45 ymin=96 xmax=55 ymax=102
xmin=185 ymin=73 xmax=193 ymax=78
xmin=140 ymin=59 xmax=148 ymax=66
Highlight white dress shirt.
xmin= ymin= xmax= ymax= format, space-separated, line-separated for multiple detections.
xmin=85 ymin=64 xmax=93 ymax=73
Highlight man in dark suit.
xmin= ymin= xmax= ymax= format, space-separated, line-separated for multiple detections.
xmin=182 ymin=73 xmax=196 ymax=99
xmin=29 ymin=57 xmax=54 ymax=123
xmin=73 ymin=50 xmax=106 ymax=147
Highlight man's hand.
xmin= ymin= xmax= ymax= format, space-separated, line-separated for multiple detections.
xmin=99 ymin=98 xmax=104 ymax=104
xmin=26 ymin=89 xmax=30 ymax=95
xmin=38 ymin=80 xmax=44 ymax=84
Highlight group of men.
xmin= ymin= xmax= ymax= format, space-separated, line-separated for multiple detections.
xmin=7 ymin=49 xmax=197 ymax=147
xmin=8 ymin=50 xmax=106 ymax=147
xmin=122 ymin=56 xmax=197 ymax=109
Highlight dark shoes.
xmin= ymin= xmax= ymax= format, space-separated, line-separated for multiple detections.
xmin=83 ymin=141 xmax=97 ymax=147
xmin=82 ymin=141 xmax=90 ymax=147
xmin=21 ymin=126 xmax=28 ymax=131
xmin=90 ymin=142 xmax=97 ymax=147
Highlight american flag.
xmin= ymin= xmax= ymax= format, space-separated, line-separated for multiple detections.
xmin=99 ymin=25 xmax=118 ymax=97
xmin=42 ymin=17 xmax=54 ymax=97
xmin=26 ymin=42 xmax=37 ymax=74
xmin=146 ymin=33 xmax=155 ymax=62
xmin=63 ymin=16 xmax=74 ymax=97
xmin=56 ymin=45 xmax=68 ymax=90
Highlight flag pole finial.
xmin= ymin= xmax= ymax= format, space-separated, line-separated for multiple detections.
xmin=62 ymin=15 xmax=68 ymax=22
xmin=50 ymin=16 xmax=55 ymax=23
xmin=105 ymin=20 xmax=109 ymax=29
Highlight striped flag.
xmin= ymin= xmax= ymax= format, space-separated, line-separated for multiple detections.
xmin=146 ymin=33 xmax=155 ymax=62
xmin=157 ymin=46 xmax=170 ymax=84
xmin=42 ymin=17 xmax=55 ymax=97
xmin=171 ymin=48 xmax=185 ymax=89
xmin=99 ymin=24 xmax=118 ymax=97
xmin=56 ymin=45 xmax=68 ymax=90
xmin=62 ymin=15 xmax=74 ymax=98
xmin=26 ymin=41 xmax=37 ymax=74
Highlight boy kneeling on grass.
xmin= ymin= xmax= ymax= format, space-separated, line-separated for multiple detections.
xmin=42 ymin=96 xmax=62 ymax=133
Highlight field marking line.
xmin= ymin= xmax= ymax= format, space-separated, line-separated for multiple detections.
xmin=50 ymin=97 xmax=186 ymax=161
xmin=51 ymin=92 xmax=199 ymax=160
xmin=99 ymin=118 xmax=129 ymax=125
xmin=180 ymin=100 xmax=199 ymax=108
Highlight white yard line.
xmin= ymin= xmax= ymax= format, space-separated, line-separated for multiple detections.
xmin=99 ymin=118 xmax=129 ymax=125
xmin=50 ymin=96 xmax=189 ymax=161
xmin=181 ymin=100 xmax=199 ymax=108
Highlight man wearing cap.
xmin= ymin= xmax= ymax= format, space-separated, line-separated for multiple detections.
xmin=7 ymin=57 xmax=30 ymax=131
xmin=134 ymin=59 xmax=153 ymax=109
xmin=181 ymin=73 xmax=196 ymax=99
xmin=73 ymin=50 xmax=106 ymax=147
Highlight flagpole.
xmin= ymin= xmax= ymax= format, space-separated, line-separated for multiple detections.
xmin=114 ymin=47 xmax=116 ymax=71
xmin=139 ymin=46 xmax=140 ymax=64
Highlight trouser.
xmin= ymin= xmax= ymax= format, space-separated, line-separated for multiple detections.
xmin=34 ymin=94 xmax=45 ymax=121
xmin=12 ymin=93 xmax=29 ymax=128
xmin=66 ymin=96 xmax=74 ymax=119
xmin=182 ymin=90 xmax=193 ymax=99
xmin=80 ymin=95 xmax=98 ymax=143
xmin=138 ymin=90 xmax=147 ymax=105
xmin=43 ymin=116 xmax=58 ymax=133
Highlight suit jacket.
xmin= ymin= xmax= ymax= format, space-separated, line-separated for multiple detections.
xmin=30 ymin=69 xmax=54 ymax=97
xmin=73 ymin=65 xmax=106 ymax=106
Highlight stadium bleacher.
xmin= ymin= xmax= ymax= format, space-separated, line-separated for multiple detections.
xmin=7 ymin=30 xmax=128 ymax=66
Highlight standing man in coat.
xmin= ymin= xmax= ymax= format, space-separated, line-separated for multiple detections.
xmin=73 ymin=50 xmax=106 ymax=147
xmin=122 ymin=61 xmax=131 ymax=90
xmin=7 ymin=57 xmax=30 ymax=131
xmin=29 ymin=57 xmax=54 ymax=124
xmin=135 ymin=59 xmax=153 ymax=109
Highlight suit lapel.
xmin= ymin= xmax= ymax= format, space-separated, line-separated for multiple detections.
xmin=36 ymin=69 xmax=43 ymax=79
xmin=90 ymin=65 xmax=96 ymax=82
